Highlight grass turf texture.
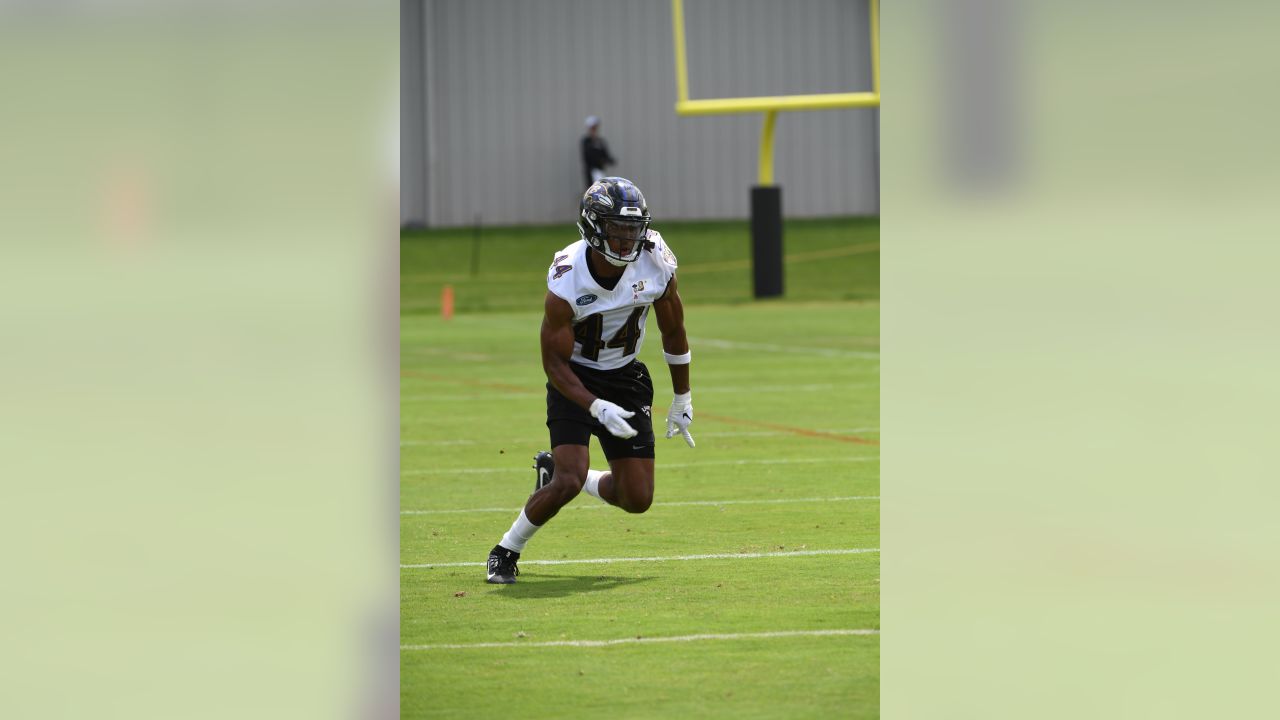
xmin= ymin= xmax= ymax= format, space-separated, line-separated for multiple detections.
xmin=402 ymin=217 xmax=878 ymax=718
xmin=401 ymin=216 xmax=879 ymax=313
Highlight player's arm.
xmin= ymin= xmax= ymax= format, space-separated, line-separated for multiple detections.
xmin=541 ymin=291 xmax=596 ymax=410
xmin=654 ymin=276 xmax=695 ymax=447
xmin=653 ymin=276 xmax=690 ymax=393
xmin=541 ymin=291 xmax=637 ymax=438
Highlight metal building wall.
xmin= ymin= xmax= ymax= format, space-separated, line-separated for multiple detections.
xmin=400 ymin=0 xmax=427 ymax=225
xmin=402 ymin=0 xmax=878 ymax=227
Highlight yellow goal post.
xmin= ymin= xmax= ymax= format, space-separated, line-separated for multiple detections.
xmin=671 ymin=0 xmax=880 ymax=185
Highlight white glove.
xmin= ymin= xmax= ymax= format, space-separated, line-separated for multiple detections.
xmin=589 ymin=398 xmax=637 ymax=439
xmin=665 ymin=392 xmax=695 ymax=447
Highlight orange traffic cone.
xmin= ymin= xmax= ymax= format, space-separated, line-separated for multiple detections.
xmin=441 ymin=284 xmax=455 ymax=321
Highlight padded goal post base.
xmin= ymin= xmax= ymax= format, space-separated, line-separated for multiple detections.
xmin=750 ymin=185 xmax=784 ymax=299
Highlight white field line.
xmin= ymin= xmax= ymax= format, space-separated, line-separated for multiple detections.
xmin=402 ymin=628 xmax=879 ymax=650
xmin=403 ymin=393 xmax=538 ymax=402
xmin=693 ymin=427 xmax=879 ymax=438
xmin=700 ymin=383 xmax=874 ymax=393
xmin=403 ymin=383 xmax=874 ymax=402
xmin=400 ymin=428 xmax=879 ymax=446
xmin=402 ymin=495 xmax=879 ymax=516
xmin=402 ymin=547 xmax=879 ymax=569
xmin=689 ymin=337 xmax=879 ymax=360
xmin=402 ymin=455 xmax=878 ymax=476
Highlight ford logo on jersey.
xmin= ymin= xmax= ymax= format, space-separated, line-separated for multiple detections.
xmin=575 ymin=294 xmax=598 ymax=306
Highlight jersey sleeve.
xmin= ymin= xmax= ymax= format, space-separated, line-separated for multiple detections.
xmin=649 ymin=231 xmax=678 ymax=281
xmin=546 ymin=249 xmax=576 ymax=303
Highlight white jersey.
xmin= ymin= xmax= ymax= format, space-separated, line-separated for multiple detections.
xmin=547 ymin=231 xmax=679 ymax=370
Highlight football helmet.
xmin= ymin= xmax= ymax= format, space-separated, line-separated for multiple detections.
xmin=577 ymin=177 xmax=651 ymax=266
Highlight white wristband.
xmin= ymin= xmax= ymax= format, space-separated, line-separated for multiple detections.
xmin=664 ymin=350 xmax=691 ymax=365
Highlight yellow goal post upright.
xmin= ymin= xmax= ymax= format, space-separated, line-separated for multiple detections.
xmin=671 ymin=0 xmax=880 ymax=298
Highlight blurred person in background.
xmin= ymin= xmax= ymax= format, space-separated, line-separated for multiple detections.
xmin=486 ymin=177 xmax=695 ymax=584
xmin=580 ymin=115 xmax=616 ymax=190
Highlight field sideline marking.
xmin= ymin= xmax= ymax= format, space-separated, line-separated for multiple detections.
xmin=696 ymin=413 xmax=880 ymax=447
xmin=400 ymin=428 xmax=879 ymax=446
xmin=403 ymin=455 xmax=878 ymax=476
xmin=402 ymin=495 xmax=879 ymax=515
xmin=403 ymin=392 xmax=538 ymax=402
xmin=401 ymin=547 xmax=879 ymax=569
xmin=689 ymin=336 xmax=879 ymax=359
xmin=402 ymin=383 xmax=874 ymax=403
xmin=401 ymin=628 xmax=879 ymax=650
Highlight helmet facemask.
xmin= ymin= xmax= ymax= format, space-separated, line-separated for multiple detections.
xmin=579 ymin=212 xmax=649 ymax=266
xmin=597 ymin=216 xmax=648 ymax=265
xmin=577 ymin=178 xmax=651 ymax=266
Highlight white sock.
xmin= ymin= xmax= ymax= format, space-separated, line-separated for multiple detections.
xmin=583 ymin=469 xmax=607 ymax=501
xmin=499 ymin=509 xmax=541 ymax=553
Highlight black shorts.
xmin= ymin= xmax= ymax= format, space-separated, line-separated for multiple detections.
xmin=547 ymin=360 xmax=656 ymax=460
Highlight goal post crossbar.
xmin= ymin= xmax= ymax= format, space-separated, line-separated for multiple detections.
xmin=671 ymin=0 xmax=880 ymax=184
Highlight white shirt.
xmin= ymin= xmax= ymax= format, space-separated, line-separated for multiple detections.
xmin=546 ymin=231 xmax=679 ymax=370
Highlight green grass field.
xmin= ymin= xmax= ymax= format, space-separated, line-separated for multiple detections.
xmin=402 ymin=217 xmax=879 ymax=718
xmin=401 ymin=216 xmax=879 ymax=313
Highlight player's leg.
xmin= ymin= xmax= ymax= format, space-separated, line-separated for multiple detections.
xmin=524 ymin=441 xmax=589 ymax=525
xmin=486 ymin=388 xmax=593 ymax=584
xmin=589 ymin=433 xmax=654 ymax=513
xmin=598 ymin=456 xmax=654 ymax=513
xmin=494 ymin=435 xmax=588 ymax=554
xmin=585 ymin=359 xmax=657 ymax=513
xmin=488 ymin=439 xmax=589 ymax=585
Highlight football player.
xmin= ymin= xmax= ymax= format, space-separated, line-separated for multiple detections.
xmin=486 ymin=177 xmax=695 ymax=584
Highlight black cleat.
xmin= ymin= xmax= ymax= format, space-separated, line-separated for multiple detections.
xmin=486 ymin=544 xmax=520 ymax=584
xmin=533 ymin=451 xmax=554 ymax=492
